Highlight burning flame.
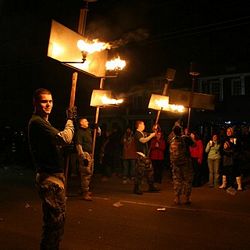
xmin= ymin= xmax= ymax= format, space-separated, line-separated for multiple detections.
xmin=106 ymin=56 xmax=126 ymax=71
xmin=155 ymin=99 xmax=185 ymax=112
xmin=101 ymin=95 xmax=124 ymax=105
xmin=155 ymin=99 xmax=169 ymax=108
xmin=77 ymin=39 xmax=111 ymax=54
xmin=168 ymin=104 xmax=185 ymax=113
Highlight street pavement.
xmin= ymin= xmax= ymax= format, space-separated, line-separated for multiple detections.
xmin=1 ymin=165 xmax=250 ymax=250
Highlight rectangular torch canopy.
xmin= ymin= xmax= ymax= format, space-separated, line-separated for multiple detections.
xmin=148 ymin=94 xmax=187 ymax=113
xmin=47 ymin=20 xmax=108 ymax=77
xmin=90 ymin=90 xmax=112 ymax=107
xmin=148 ymin=94 xmax=169 ymax=111
xmin=168 ymin=89 xmax=215 ymax=110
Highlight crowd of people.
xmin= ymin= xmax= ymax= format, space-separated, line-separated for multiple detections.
xmin=92 ymin=120 xmax=250 ymax=195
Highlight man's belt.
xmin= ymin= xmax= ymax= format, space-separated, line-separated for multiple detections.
xmin=36 ymin=172 xmax=65 ymax=189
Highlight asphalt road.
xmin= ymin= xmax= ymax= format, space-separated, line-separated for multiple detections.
xmin=1 ymin=165 xmax=250 ymax=250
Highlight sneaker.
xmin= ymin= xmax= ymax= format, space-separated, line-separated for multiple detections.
xmin=101 ymin=176 xmax=109 ymax=182
xmin=226 ymin=187 xmax=237 ymax=196
xmin=148 ymin=186 xmax=160 ymax=192
xmin=174 ymin=196 xmax=181 ymax=205
xmin=184 ymin=198 xmax=192 ymax=205
xmin=133 ymin=189 xmax=143 ymax=195
xmin=122 ymin=178 xmax=128 ymax=184
xmin=82 ymin=193 xmax=93 ymax=201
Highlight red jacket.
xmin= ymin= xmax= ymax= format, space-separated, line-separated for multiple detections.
xmin=149 ymin=138 xmax=166 ymax=160
xmin=189 ymin=139 xmax=203 ymax=164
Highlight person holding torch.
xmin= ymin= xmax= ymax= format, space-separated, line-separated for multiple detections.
xmin=28 ymin=88 xmax=76 ymax=250
xmin=133 ymin=120 xmax=160 ymax=195
xmin=75 ymin=117 xmax=95 ymax=201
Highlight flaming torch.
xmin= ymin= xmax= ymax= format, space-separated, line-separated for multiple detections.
xmin=187 ymin=62 xmax=200 ymax=130
xmin=106 ymin=56 xmax=126 ymax=74
xmin=154 ymin=68 xmax=176 ymax=127
xmin=65 ymin=39 xmax=111 ymax=74
xmin=90 ymin=90 xmax=124 ymax=107
xmin=77 ymin=39 xmax=111 ymax=61
xmin=148 ymin=94 xmax=186 ymax=123
xmin=91 ymin=56 xmax=126 ymax=159
xmin=101 ymin=95 xmax=124 ymax=105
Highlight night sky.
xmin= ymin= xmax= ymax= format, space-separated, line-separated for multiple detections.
xmin=0 ymin=0 xmax=250 ymax=128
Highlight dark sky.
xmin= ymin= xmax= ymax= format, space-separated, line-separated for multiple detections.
xmin=2 ymin=0 xmax=250 ymax=79
xmin=0 ymin=0 xmax=250 ymax=128
xmin=85 ymin=0 xmax=250 ymax=82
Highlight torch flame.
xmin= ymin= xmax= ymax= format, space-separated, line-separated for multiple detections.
xmin=77 ymin=39 xmax=111 ymax=54
xmin=106 ymin=56 xmax=126 ymax=71
xmin=155 ymin=99 xmax=185 ymax=112
xmin=155 ymin=99 xmax=169 ymax=108
xmin=168 ymin=104 xmax=185 ymax=112
xmin=101 ymin=95 xmax=124 ymax=105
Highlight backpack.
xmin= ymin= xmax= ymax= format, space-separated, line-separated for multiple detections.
xmin=169 ymin=136 xmax=188 ymax=164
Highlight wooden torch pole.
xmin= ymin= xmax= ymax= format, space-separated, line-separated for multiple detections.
xmin=91 ymin=77 xmax=105 ymax=163
xmin=187 ymin=62 xmax=200 ymax=131
xmin=65 ymin=1 xmax=89 ymax=191
xmin=154 ymin=68 xmax=176 ymax=127
xmin=64 ymin=72 xmax=78 ymax=191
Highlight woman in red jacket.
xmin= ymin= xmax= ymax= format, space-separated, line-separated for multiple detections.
xmin=189 ymin=131 xmax=204 ymax=187
xmin=149 ymin=131 xmax=166 ymax=184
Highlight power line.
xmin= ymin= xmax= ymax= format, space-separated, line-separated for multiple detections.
xmin=144 ymin=15 xmax=250 ymax=44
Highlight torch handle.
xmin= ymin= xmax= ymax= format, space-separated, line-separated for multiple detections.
xmin=65 ymin=71 xmax=78 ymax=194
xmin=69 ymin=72 xmax=78 ymax=108
xmin=154 ymin=80 xmax=172 ymax=127
xmin=155 ymin=109 xmax=161 ymax=126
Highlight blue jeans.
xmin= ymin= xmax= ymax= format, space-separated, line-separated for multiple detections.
xmin=207 ymin=158 xmax=220 ymax=186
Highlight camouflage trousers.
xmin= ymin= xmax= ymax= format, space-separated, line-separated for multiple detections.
xmin=134 ymin=155 xmax=154 ymax=190
xmin=171 ymin=159 xmax=193 ymax=197
xmin=36 ymin=173 xmax=66 ymax=250
xmin=78 ymin=152 xmax=93 ymax=193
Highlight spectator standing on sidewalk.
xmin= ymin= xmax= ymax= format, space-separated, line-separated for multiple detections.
xmin=205 ymin=133 xmax=222 ymax=188
xmin=189 ymin=131 xmax=204 ymax=187
xmin=28 ymin=88 xmax=76 ymax=249
xmin=220 ymin=127 xmax=243 ymax=191
xmin=121 ymin=126 xmax=137 ymax=183
xmin=149 ymin=131 xmax=166 ymax=185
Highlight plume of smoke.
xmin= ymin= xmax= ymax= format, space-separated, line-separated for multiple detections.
xmin=110 ymin=28 xmax=149 ymax=48
xmin=114 ymin=90 xmax=141 ymax=100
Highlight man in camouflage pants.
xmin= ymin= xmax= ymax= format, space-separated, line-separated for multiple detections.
xmin=28 ymin=88 xmax=75 ymax=249
xmin=133 ymin=120 xmax=160 ymax=194
xmin=75 ymin=118 xmax=94 ymax=201
xmin=169 ymin=125 xmax=195 ymax=205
